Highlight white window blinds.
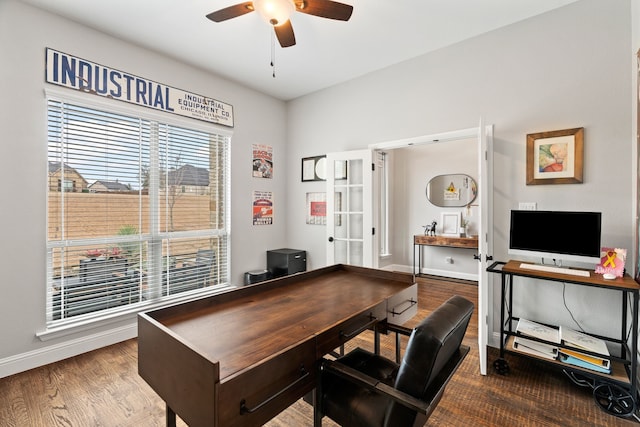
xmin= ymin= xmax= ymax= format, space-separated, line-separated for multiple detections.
xmin=46 ymin=98 xmax=230 ymax=325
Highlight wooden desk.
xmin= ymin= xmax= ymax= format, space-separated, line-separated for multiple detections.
xmin=413 ymin=235 xmax=478 ymax=279
xmin=138 ymin=264 xmax=417 ymax=427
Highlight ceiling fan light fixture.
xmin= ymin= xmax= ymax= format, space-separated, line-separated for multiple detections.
xmin=252 ymin=0 xmax=294 ymax=26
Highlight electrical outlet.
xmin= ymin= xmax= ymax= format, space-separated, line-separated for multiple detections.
xmin=518 ymin=202 xmax=537 ymax=210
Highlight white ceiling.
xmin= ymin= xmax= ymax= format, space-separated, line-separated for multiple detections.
xmin=19 ymin=0 xmax=579 ymax=101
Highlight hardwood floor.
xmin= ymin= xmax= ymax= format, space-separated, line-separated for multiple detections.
xmin=0 ymin=276 xmax=637 ymax=426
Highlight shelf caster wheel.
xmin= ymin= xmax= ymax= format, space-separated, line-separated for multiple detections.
xmin=493 ymin=358 xmax=509 ymax=375
xmin=593 ymin=383 xmax=636 ymax=417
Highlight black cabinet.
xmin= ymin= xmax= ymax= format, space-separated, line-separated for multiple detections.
xmin=267 ymin=248 xmax=306 ymax=278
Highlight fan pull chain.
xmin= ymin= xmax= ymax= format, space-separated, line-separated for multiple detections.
xmin=270 ymin=30 xmax=276 ymax=78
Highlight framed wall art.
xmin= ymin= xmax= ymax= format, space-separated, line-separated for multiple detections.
xmin=301 ymin=155 xmax=327 ymax=182
xmin=526 ymin=127 xmax=584 ymax=185
xmin=252 ymin=144 xmax=273 ymax=179
xmin=306 ymin=192 xmax=342 ymax=225
xmin=302 ymin=156 xmax=348 ymax=181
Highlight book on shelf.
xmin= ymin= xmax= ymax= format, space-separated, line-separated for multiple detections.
xmin=516 ymin=318 xmax=560 ymax=344
xmin=558 ymin=352 xmax=612 ymax=374
xmin=558 ymin=348 xmax=610 ymax=370
xmin=513 ymin=337 xmax=558 ymax=360
xmin=559 ymin=325 xmax=609 ymax=356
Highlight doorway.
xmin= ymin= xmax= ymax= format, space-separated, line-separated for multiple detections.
xmin=368 ymin=125 xmax=494 ymax=375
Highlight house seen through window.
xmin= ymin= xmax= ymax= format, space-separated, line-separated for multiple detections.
xmin=46 ymin=98 xmax=230 ymax=325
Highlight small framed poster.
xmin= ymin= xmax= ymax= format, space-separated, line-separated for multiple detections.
xmin=306 ymin=192 xmax=342 ymax=225
xmin=252 ymin=191 xmax=273 ymax=225
xmin=252 ymin=144 xmax=273 ymax=179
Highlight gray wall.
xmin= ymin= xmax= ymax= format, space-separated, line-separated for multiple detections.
xmin=286 ymin=0 xmax=634 ymax=340
xmin=0 ymin=0 xmax=288 ymax=376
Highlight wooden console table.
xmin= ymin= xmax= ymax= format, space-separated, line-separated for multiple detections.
xmin=413 ymin=234 xmax=478 ymax=279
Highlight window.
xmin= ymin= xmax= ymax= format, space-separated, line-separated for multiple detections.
xmin=46 ymin=97 xmax=230 ymax=325
xmin=57 ymin=179 xmax=75 ymax=192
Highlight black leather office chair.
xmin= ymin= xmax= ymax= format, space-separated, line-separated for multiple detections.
xmin=314 ymin=295 xmax=474 ymax=427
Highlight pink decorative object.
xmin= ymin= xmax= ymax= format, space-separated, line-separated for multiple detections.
xmin=595 ymin=247 xmax=626 ymax=278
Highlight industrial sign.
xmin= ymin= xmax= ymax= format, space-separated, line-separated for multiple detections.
xmin=45 ymin=48 xmax=234 ymax=127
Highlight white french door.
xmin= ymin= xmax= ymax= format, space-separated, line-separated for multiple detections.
xmin=326 ymin=150 xmax=373 ymax=267
xmin=477 ymin=121 xmax=494 ymax=375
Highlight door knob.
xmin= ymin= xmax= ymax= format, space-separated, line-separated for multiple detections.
xmin=328 ymin=237 xmax=334 ymax=242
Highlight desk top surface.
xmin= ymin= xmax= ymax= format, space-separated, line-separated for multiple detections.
xmin=141 ymin=265 xmax=414 ymax=379
xmin=502 ymin=260 xmax=640 ymax=290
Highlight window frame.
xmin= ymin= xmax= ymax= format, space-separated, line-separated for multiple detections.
xmin=42 ymin=88 xmax=233 ymax=335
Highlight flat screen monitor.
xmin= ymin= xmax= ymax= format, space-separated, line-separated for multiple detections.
xmin=508 ymin=210 xmax=602 ymax=265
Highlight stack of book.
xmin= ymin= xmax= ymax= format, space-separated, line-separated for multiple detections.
xmin=558 ymin=326 xmax=611 ymax=374
xmin=511 ymin=319 xmax=612 ymax=374
xmin=513 ymin=318 xmax=559 ymax=360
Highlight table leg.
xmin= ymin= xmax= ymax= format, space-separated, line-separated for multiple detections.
xmin=499 ymin=273 xmax=506 ymax=358
xmin=313 ymin=388 xmax=323 ymax=427
xmin=631 ymin=291 xmax=638 ymax=401
xmin=166 ymin=404 xmax=176 ymax=427
xmin=412 ymin=242 xmax=416 ymax=280
xmin=374 ymin=330 xmax=380 ymax=355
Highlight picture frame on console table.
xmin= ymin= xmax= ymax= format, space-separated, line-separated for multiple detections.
xmin=440 ymin=212 xmax=461 ymax=237
xmin=526 ymin=127 xmax=584 ymax=185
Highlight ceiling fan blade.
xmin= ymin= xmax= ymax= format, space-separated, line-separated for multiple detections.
xmin=296 ymin=0 xmax=353 ymax=21
xmin=206 ymin=2 xmax=254 ymax=22
xmin=274 ymin=20 xmax=296 ymax=47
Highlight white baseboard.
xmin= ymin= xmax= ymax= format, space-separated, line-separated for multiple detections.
xmin=0 ymin=323 xmax=136 ymax=379
xmin=382 ymin=263 xmax=478 ymax=282
xmin=1 ymin=286 xmax=237 ymax=379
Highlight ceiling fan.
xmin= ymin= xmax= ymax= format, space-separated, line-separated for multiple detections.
xmin=206 ymin=0 xmax=353 ymax=48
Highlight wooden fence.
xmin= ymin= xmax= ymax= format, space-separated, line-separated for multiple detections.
xmin=48 ymin=192 xmax=216 ymax=276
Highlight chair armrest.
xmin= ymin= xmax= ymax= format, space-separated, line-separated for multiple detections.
xmin=322 ymin=345 xmax=469 ymax=416
xmin=386 ymin=323 xmax=413 ymax=337
xmin=323 ymin=359 xmax=381 ymax=389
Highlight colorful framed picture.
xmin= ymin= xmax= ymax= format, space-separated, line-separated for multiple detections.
xmin=306 ymin=192 xmax=342 ymax=225
xmin=252 ymin=190 xmax=273 ymax=225
xmin=526 ymin=127 xmax=584 ymax=185
xmin=252 ymin=144 xmax=273 ymax=179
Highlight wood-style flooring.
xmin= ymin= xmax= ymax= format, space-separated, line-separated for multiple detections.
xmin=0 ymin=275 xmax=637 ymax=426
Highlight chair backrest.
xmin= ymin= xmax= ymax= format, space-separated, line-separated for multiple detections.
xmin=384 ymin=295 xmax=474 ymax=426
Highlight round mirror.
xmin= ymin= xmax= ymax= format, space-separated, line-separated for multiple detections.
xmin=426 ymin=174 xmax=477 ymax=207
